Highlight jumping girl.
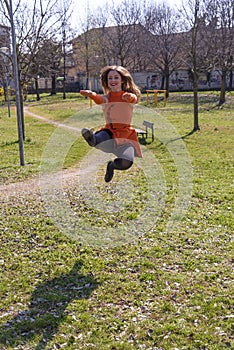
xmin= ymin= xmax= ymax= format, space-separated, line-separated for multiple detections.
xmin=80 ymin=65 xmax=142 ymax=182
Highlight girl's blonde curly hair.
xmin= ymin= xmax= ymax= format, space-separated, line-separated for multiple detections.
xmin=100 ymin=65 xmax=141 ymax=103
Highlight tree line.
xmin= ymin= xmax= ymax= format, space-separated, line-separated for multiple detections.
xmin=0 ymin=0 xmax=233 ymax=133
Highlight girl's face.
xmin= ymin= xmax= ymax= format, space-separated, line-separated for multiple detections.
xmin=107 ymin=70 xmax=123 ymax=92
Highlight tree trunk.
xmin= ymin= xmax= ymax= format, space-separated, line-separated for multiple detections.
xmin=63 ymin=75 xmax=66 ymax=100
xmin=165 ymin=68 xmax=170 ymax=98
xmin=85 ymin=73 xmax=89 ymax=90
xmin=193 ymin=69 xmax=200 ymax=131
xmin=35 ymin=77 xmax=41 ymax=101
xmin=160 ymin=75 xmax=165 ymax=90
xmin=219 ymin=69 xmax=226 ymax=105
xmin=191 ymin=0 xmax=200 ymax=132
xmin=3 ymin=81 xmax=7 ymax=102
xmin=63 ymin=77 xmax=66 ymax=100
xmin=51 ymin=74 xmax=56 ymax=95
xmin=228 ymin=68 xmax=233 ymax=91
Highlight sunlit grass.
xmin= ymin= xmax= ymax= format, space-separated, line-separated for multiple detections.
xmin=0 ymin=92 xmax=233 ymax=349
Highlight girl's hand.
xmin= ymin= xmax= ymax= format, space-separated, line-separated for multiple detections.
xmin=80 ymin=90 xmax=94 ymax=98
xmin=80 ymin=90 xmax=104 ymax=104
xmin=122 ymin=92 xmax=137 ymax=103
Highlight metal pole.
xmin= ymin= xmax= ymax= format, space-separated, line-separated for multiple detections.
xmin=8 ymin=0 xmax=25 ymax=165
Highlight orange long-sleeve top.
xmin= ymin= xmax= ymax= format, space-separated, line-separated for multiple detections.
xmin=92 ymin=90 xmax=142 ymax=158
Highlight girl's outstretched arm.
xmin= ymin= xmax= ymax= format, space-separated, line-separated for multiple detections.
xmin=80 ymin=90 xmax=104 ymax=104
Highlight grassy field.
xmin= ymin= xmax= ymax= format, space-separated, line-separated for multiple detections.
xmin=0 ymin=92 xmax=233 ymax=349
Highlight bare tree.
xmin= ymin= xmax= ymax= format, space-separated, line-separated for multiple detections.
xmin=190 ymin=1 xmax=200 ymax=131
xmin=109 ymin=0 xmax=142 ymax=67
xmin=28 ymin=39 xmax=62 ymax=100
xmin=181 ymin=0 xmax=210 ymax=131
xmin=57 ymin=0 xmax=73 ymax=99
xmin=72 ymin=2 xmax=100 ymax=90
xmin=0 ymin=26 xmax=12 ymax=106
xmin=86 ymin=4 xmax=110 ymax=70
xmin=180 ymin=0 xmax=233 ymax=131
xmin=0 ymin=0 xmax=62 ymax=137
xmin=212 ymin=0 xmax=234 ymax=105
xmin=143 ymin=1 xmax=181 ymax=97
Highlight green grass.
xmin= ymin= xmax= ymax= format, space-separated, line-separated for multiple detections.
xmin=0 ymin=93 xmax=90 ymax=184
xmin=0 ymin=91 xmax=233 ymax=349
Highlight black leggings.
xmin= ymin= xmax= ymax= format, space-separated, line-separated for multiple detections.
xmin=113 ymin=158 xmax=133 ymax=170
xmin=95 ymin=130 xmax=134 ymax=170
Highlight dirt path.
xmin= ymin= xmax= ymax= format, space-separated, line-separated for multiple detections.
xmin=0 ymin=108 xmax=82 ymax=199
xmin=0 ymin=167 xmax=81 ymax=199
xmin=24 ymin=107 xmax=82 ymax=132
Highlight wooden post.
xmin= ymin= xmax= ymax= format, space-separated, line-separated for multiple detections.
xmin=146 ymin=89 xmax=166 ymax=106
xmin=154 ymin=90 xmax=158 ymax=105
xmin=164 ymin=90 xmax=167 ymax=107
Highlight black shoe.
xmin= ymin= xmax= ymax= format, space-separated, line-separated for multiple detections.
xmin=81 ymin=128 xmax=96 ymax=146
xmin=105 ymin=161 xmax=114 ymax=182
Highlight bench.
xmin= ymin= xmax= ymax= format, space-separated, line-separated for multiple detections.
xmin=135 ymin=120 xmax=154 ymax=142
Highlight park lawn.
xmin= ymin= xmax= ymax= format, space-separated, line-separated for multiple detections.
xmin=0 ymin=93 xmax=91 ymax=184
xmin=0 ymin=92 xmax=233 ymax=349
xmin=24 ymin=93 xmax=88 ymax=122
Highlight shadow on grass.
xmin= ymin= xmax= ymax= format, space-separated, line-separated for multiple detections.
xmin=181 ymin=129 xmax=197 ymax=139
xmin=0 ymin=140 xmax=19 ymax=147
xmin=164 ymin=129 xmax=197 ymax=145
xmin=0 ymin=260 xmax=99 ymax=349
